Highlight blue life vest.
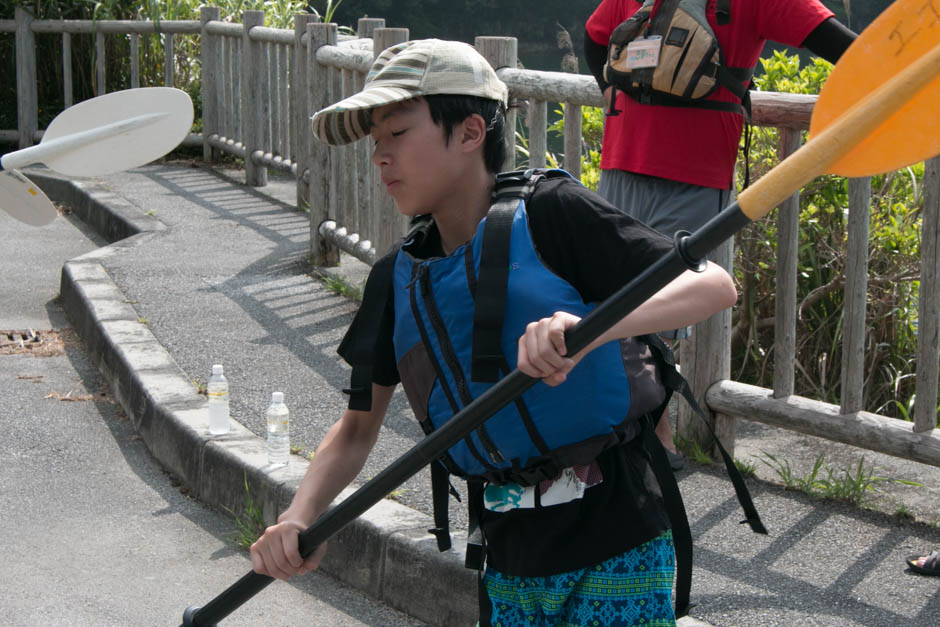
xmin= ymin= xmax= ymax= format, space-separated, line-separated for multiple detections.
xmin=391 ymin=173 xmax=666 ymax=485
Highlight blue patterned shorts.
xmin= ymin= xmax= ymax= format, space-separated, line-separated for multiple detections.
xmin=480 ymin=531 xmax=675 ymax=627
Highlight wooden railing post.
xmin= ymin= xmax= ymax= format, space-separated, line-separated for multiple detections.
xmin=527 ymin=100 xmax=547 ymax=169
xmin=841 ymin=177 xmax=872 ymax=413
xmin=242 ymin=10 xmax=268 ymax=186
xmin=773 ymin=128 xmax=802 ymax=398
xmin=200 ymin=6 xmax=221 ymax=162
xmin=371 ymin=28 xmax=410 ymax=257
xmin=356 ymin=17 xmax=385 ymax=39
xmin=130 ymin=33 xmax=140 ymax=89
xmin=307 ymin=21 xmax=339 ymax=266
xmin=563 ymin=103 xmax=582 ymax=180
xmin=679 ymin=236 xmax=735 ymax=456
xmin=915 ymin=155 xmax=940 ymax=432
xmin=292 ymin=12 xmax=318 ymax=209
xmin=355 ymin=18 xmax=383 ymax=245
xmin=164 ymin=32 xmax=175 ymax=88
xmin=62 ymin=33 xmax=73 ymax=107
xmin=475 ymin=36 xmax=518 ymax=172
xmin=95 ymin=31 xmax=106 ymax=96
xmin=14 ymin=6 xmax=38 ymax=148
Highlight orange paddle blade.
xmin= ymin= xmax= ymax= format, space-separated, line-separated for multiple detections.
xmin=810 ymin=0 xmax=940 ymax=177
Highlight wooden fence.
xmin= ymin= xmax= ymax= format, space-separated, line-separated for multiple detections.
xmin=3 ymin=6 xmax=939 ymax=467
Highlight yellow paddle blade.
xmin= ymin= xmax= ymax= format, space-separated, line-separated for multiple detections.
xmin=810 ymin=0 xmax=940 ymax=177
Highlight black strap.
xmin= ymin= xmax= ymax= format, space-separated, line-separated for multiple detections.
xmin=642 ymin=417 xmax=692 ymax=618
xmin=429 ymin=459 xmax=458 ymax=551
xmin=716 ymin=0 xmax=731 ymax=25
xmin=465 ymin=479 xmax=487 ymax=570
xmin=645 ymin=336 xmax=767 ymax=535
xmin=470 ymin=200 xmax=518 ymax=383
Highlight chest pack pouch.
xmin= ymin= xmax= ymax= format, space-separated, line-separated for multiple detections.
xmin=604 ymin=0 xmax=753 ymax=117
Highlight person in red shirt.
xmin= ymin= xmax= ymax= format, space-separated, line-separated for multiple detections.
xmin=585 ymin=0 xmax=856 ymax=467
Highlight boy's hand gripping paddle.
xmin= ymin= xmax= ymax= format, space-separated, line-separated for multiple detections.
xmin=0 ymin=87 xmax=193 ymax=226
xmin=182 ymin=1 xmax=939 ymax=623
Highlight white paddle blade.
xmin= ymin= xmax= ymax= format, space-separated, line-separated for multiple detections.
xmin=39 ymin=87 xmax=194 ymax=176
xmin=0 ymin=170 xmax=58 ymax=226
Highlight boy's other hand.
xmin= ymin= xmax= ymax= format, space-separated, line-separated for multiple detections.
xmin=517 ymin=311 xmax=581 ymax=387
xmin=250 ymin=518 xmax=326 ymax=580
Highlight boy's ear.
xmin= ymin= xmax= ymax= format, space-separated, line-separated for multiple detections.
xmin=457 ymin=113 xmax=487 ymax=153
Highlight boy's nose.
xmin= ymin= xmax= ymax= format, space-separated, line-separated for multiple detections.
xmin=371 ymin=146 xmax=390 ymax=167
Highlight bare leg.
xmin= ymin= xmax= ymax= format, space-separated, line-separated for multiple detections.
xmin=656 ymin=408 xmax=676 ymax=452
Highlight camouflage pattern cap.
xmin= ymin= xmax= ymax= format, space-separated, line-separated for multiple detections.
xmin=312 ymin=39 xmax=509 ymax=145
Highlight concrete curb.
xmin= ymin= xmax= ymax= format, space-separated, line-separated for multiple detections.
xmin=35 ymin=167 xmax=710 ymax=627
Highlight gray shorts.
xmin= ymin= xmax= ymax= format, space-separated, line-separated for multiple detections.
xmin=597 ymin=169 xmax=732 ymax=339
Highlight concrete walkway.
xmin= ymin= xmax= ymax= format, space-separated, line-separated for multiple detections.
xmin=29 ymin=160 xmax=940 ymax=626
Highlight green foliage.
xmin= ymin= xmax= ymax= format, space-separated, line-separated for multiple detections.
xmin=758 ymin=451 xmax=922 ymax=507
xmin=734 ymin=457 xmax=757 ymax=478
xmin=223 ymin=472 xmax=267 ymax=550
xmin=733 ymin=51 xmax=927 ymax=421
xmin=544 ymin=103 xmax=604 ymax=190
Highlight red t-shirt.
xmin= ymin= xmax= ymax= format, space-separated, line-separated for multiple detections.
xmin=586 ymin=0 xmax=833 ymax=189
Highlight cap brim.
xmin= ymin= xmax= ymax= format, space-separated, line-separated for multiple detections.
xmin=312 ymin=86 xmax=419 ymax=145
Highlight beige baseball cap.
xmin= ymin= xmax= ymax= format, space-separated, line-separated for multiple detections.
xmin=312 ymin=38 xmax=509 ymax=146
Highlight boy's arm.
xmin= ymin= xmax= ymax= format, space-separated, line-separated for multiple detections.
xmin=518 ymin=262 xmax=736 ymax=386
xmin=249 ymin=383 xmax=395 ymax=580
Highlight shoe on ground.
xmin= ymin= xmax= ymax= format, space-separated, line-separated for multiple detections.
xmin=907 ymin=551 xmax=940 ymax=576
xmin=666 ymin=448 xmax=685 ymax=471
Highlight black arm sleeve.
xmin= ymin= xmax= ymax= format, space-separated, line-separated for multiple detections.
xmin=800 ymin=17 xmax=857 ymax=64
xmin=584 ymin=30 xmax=610 ymax=94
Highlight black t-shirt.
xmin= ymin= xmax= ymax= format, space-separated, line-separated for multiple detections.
xmin=341 ymin=176 xmax=675 ymax=576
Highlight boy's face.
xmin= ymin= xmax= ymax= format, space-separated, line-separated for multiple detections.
xmin=369 ymin=99 xmax=465 ymax=217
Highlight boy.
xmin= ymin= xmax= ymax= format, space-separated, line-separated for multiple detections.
xmin=250 ymin=38 xmax=738 ymax=625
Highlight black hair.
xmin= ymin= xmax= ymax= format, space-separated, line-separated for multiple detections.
xmin=423 ymin=94 xmax=507 ymax=175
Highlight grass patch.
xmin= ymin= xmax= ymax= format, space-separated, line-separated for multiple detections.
xmin=314 ymin=271 xmax=363 ymax=302
xmin=224 ymin=472 xmax=267 ymax=550
xmin=757 ymin=451 xmax=922 ymax=507
xmin=675 ymin=435 xmax=713 ymax=465
xmin=734 ymin=457 xmax=758 ymax=478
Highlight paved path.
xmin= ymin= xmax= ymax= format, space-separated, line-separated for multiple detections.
xmin=0 ymin=190 xmax=420 ymax=626
xmin=22 ymin=160 xmax=940 ymax=626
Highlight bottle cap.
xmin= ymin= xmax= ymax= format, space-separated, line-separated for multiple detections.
xmin=211 ymin=364 xmax=223 ymax=375
xmin=271 ymin=391 xmax=284 ymax=404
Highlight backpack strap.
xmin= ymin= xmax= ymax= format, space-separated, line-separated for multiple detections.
xmin=429 ymin=459 xmax=459 ymax=551
xmin=715 ymin=0 xmax=731 ymax=25
xmin=644 ymin=334 xmax=768 ymax=535
xmin=641 ymin=415 xmax=693 ymax=618
xmin=470 ymin=170 xmax=544 ymax=383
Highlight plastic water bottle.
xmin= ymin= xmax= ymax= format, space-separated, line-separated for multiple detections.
xmin=207 ymin=364 xmax=230 ymax=435
xmin=266 ymin=391 xmax=290 ymax=466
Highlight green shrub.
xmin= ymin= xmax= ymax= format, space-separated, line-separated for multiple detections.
xmin=734 ymin=51 xmax=926 ymax=420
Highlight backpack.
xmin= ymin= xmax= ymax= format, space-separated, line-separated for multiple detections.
xmin=341 ymin=169 xmax=765 ymax=617
xmin=603 ymin=0 xmax=753 ymax=117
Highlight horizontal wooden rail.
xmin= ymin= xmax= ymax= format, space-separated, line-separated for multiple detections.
xmin=708 ymin=380 xmax=940 ymax=467
xmin=205 ymin=21 xmax=243 ymax=37
xmin=28 ymin=19 xmax=200 ymax=34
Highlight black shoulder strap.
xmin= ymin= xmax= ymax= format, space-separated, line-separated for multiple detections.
xmin=338 ymin=246 xmax=398 ymax=411
xmin=716 ymin=0 xmax=731 ymax=25
xmin=470 ymin=170 xmax=543 ymax=383
xmin=470 ymin=200 xmax=518 ymax=383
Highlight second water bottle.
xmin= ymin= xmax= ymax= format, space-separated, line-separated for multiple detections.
xmin=266 ymin=391 xmax=290 ymax=466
